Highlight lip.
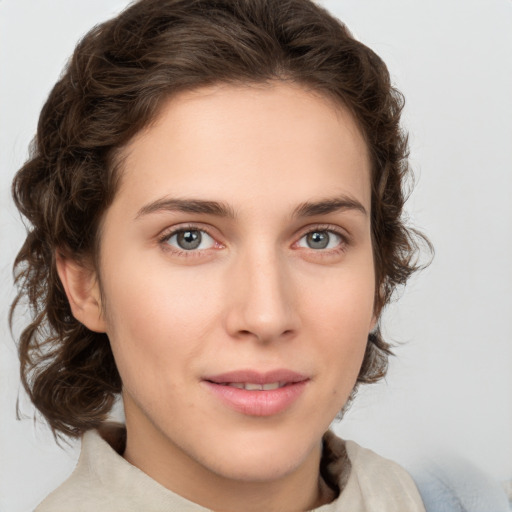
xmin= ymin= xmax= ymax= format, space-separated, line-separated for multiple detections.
xmin=202 ymin=369 xmax=309 ymax=417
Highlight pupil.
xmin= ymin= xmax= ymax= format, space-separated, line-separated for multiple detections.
xmin=307 ymin=231 xmax=329 ymax=249
xmin=177 ymin=230 xmax=201 ymax=250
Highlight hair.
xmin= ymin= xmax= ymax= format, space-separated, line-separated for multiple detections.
xmin=11 ymin=0 xmax=430 ymax=437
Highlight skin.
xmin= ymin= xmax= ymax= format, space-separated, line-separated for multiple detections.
xmin=58 ymin=82 xmax=376 ymax=511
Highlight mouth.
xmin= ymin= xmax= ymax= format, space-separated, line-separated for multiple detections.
xmin=202 ymin=369 xmax=309 ymax=416
xmin=215 ymin=382 xmax=290 ymax=391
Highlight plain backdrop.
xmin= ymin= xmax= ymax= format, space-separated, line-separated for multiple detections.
xmin=1 ymin=1 xmax=511 ymax=510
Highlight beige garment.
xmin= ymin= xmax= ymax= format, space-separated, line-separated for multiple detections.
xmin=36 ymin=425 xmax=425 ymax=512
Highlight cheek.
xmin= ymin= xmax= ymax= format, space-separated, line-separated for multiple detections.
xmin=302 ymin=259 xmax=375 ymax=333
xmin=100 ymin=261 xmax=222 ymax=387
xmin=315 ymin=313 xmax=369 ymax=414
xmin=303 ymin=265 xmax=374 ymax=395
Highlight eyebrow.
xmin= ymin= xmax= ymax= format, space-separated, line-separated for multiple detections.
xmin=292 ymin=196 xmax=367 ymax=218
xmin=135 ymin=194 xmax=367 ymax=220
xmin=135 ymin=198 xmax=236 ymax=219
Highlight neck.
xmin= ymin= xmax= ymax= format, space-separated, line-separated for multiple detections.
xmin=122 ymin=402 xmax=334 ymax=511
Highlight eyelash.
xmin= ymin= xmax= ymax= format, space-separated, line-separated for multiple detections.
xmin=158 ymin=224 xmax=221 ymax=258
xmin=157 ymin=223 xmax=349 ymax=257
xmin=295 ymin=224 xmax=350 ymax=256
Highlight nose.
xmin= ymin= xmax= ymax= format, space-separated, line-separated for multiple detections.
xmin=224 ymin=247 xmax=299 ymax=343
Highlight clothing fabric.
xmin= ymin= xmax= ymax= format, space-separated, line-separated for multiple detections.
xmin=409 ymin=457 xmax=510 ymax=512
xmin=36 ymin=424 xmax=425 ymax=511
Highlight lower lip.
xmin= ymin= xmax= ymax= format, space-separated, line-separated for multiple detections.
xmin=203 ymin=381 xmax=308 ymax=417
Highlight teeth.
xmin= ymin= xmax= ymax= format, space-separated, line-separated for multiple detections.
xmin=244 ymin=383 xmax=263 ymax=391
xmin=262 ymin=382 xmax=281 ymax=390
xmin=225 ymin=382 xmax=283 ymax=390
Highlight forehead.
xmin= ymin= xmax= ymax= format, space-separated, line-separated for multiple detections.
xmin=114 ymin=82 xmax=371 ymax=214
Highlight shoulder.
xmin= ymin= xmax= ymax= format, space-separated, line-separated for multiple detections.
xmin=345 ymin=439 xmax=422 ymax=492
xmin=320 ymin=432 xmax=426 ymax=512
xmin=346 ymin=439 xmax=415 ymax=480
xmin=35 ymin=424 xmax=209 ymax=512
xmin=344 ymin=440 xmax=425 ymax=510
xmin=35 ymin=443 xmax=92 ymax=511
xmin=35 ymin=430 xmax=111 ymax=512
xmin=35 ymin=426 xmax=136 ymax=512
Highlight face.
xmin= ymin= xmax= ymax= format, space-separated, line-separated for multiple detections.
xmin=90 ymin=83 xmax=375 ymax=487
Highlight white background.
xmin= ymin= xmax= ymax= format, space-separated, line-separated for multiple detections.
xmin=1 ymin=1 xmax=511 ymax=510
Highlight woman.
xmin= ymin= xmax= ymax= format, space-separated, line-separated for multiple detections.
xmin=11 ymin=0 xmax=428 ymax=509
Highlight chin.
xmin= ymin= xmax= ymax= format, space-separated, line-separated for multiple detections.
xmin=197 ymin=428 xmax=320 ymax=483
xmin=209 ymin=452 xmax=304 ymax=483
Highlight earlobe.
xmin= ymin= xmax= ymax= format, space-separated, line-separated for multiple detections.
xmin=55 ymin=251 xmax=106 ymax=333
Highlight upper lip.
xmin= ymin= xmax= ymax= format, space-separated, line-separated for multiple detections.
xmin=203 ymin=369 xmax=309 ymax=385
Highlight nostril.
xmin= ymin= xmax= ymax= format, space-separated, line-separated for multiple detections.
xmin=234 ymin=328 xmax=294 ymax=341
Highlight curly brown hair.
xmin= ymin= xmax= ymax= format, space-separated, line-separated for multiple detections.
xmin=11 ymin=0 xmax=429 ymax=438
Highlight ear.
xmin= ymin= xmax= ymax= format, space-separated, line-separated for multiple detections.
xmin=56 ymin=250 xmax=106 ymax=333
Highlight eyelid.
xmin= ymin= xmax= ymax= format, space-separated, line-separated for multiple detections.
xmin=295 ymin=224 xmax=350 ymax=242
xmin=158 ymin=223 xmax=224 ymax=254
xmin=292 ymin=224 xmax=351 ymax=252
xmin=156 ymin=222 xmax=350 ymax=257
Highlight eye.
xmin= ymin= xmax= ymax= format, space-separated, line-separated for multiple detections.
xmin=297 ymin=230 xmax=343 ymax=250
xmin=165 ymin=229 xmax=216 ymax=251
